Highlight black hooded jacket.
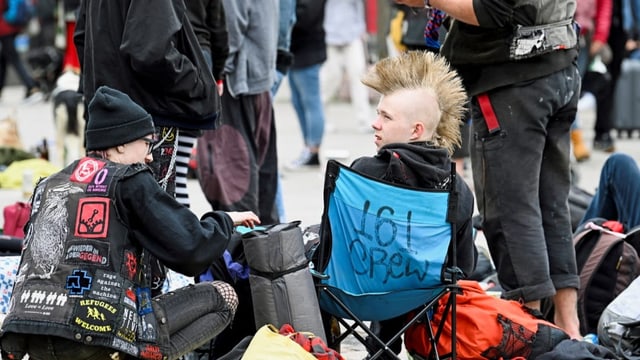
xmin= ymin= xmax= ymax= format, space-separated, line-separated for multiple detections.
xmin=350 ymin=142 xmax=477 ymax=277
xmin=185 ymin=0 xmax=228 ymax=81
xmin=74 ymin=0 xmax=220 ymax=129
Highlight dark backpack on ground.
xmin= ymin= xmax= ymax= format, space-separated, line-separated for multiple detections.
xmin=568 ymin=184 xmax=594 ymax=232
xmin=573 ymin=219 xmax=640 ymax=335
xmin=536 ymin=338 xmax=617 ymax=359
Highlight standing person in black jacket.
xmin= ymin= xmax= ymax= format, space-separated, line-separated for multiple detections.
xmin=0 ymin=86 xmax=259 ymax=360
xmin=74 ymin=0 xmax=220 ymax=209
xmin=185 ymin=0 xmax=229 ymax=96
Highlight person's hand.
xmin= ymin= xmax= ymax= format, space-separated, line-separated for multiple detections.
xmin=216 ymin=79 xmax=224 ymax=96
xmin=227 ymin=211 xmax=261 ymax=228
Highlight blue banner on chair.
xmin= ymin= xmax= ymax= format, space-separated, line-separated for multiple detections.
xmin=318 ymin=163 xmax=452 ymax=321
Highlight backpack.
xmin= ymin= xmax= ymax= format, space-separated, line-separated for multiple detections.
xmin=400 ymin=6 xmax=428 ymax=47
xmin=568 ymin=184 xmax=594 ymax=232
xmin=598 ymin=275 xmax=640 ymax=359
xmin=404 ymin=280 xmax=569 ymax=360
xmin=574 ymin=219 xmax=640 ymax=335
xmin=3 ymin=0 xmax=34 ymax=27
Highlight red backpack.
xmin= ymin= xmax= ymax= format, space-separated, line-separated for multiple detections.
xmin=404 ymin=280 xmax=568 ymax=359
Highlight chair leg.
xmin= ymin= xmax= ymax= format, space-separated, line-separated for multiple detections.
xmin=426 ymin=286 xmax=460 ymax=360
xmin=320 ymin=287 xmax=401 ymax=359
xmin=319 ymin=286 xmax=459 ymax=360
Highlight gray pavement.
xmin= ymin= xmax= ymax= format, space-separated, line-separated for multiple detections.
xmin=1 ymin=83 xmax=640 ymax=359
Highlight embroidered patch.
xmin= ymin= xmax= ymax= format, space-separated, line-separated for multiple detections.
xmin=138 ymin=311 xmax=158 ymax=342
xmin=124 ymin=287 xmax=137 ymax=309
xmin=86 ymin=166 xmax=113 ymax=194
xmin=123 ymin=251 xmax=137 ymax=280
xmin=139 ymin=344 xmax=163 ymax=360
xmin=70 ymin=158 xmax=106 ymax=183
xmin=74 ymin=197 xmax=109 ymax=238
xmin=111 ymin=337 xmax=139 ymax=357
xmin=65 ymin=240 xmax=110 ymax=266
xmin=15 ymin=286 xmax=71 ymax=322
xmin=65 ymin=269 xmax=93 ymax=296
xmin=116 ymin=306 xmax=138 ymax=343
xmin=136 ymin=287 xmax=153 ymax=316
xmin=73 ymin=298 xmax=118 ymax=333
xmin=90 ymin=270 xmax=122 ymax=302
xmin=148 ymin=126 xmax=177 ymax=196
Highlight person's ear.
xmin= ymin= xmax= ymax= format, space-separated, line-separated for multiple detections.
xmin=116 ymin=144 xmax=126 ymax=154
xmin=411 ymin=122 xmax=425 ymax=140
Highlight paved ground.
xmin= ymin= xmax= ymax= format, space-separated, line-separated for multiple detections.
xmin=1 ymin=83 xmax=639 ymax=359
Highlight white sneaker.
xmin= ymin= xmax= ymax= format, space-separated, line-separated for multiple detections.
xmin=23 ymin=88 xmax=44 ymax=104
xmin=285 ymin=148 xmax=320 ymax=171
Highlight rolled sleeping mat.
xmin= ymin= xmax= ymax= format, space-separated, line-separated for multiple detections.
xmin=242 ymin=221 xmax=326 ymax=342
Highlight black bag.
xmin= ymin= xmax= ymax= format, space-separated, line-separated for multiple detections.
xmin=241 ymin=221 xmax=326 ymax=341
xmin=536 ymin=338 xmax=618 ymax=359
xmin=574 ymin=219 xmax=640 ymax=335
xmin=400 ymin=7 xmax=428 ymax=47
xmin=569 ymin=185 xmax=594 ymax=232
xmin=0 ymin=235 xmax=23 ymax=255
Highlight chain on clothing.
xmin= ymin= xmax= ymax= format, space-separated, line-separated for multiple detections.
xmin=154 ymin=127 xmax=179 ymax=192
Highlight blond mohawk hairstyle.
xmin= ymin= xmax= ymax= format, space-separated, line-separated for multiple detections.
xmin=361 ymin=51 xmax=468 ymax=154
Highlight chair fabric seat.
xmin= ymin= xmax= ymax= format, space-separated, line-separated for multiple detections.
xmin=318 ymin=285 xmax=450 ymax=321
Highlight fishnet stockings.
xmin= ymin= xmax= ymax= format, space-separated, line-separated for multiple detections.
xmin=212 ymin=280 xmax=238 ymax=315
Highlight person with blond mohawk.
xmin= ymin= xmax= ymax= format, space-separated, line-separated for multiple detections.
xmin=350 ymin=50 xmax=477 ymax=358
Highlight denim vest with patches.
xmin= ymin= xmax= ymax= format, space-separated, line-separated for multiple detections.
xmin=0 ymin=158 xmax=165 ymax=360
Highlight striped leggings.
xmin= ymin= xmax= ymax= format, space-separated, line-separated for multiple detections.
xmin=151 ymin=127 xmax=196 ymax=208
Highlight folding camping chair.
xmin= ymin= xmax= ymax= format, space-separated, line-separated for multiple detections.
xmin=312 ymin=160 xmax=462 ymax=360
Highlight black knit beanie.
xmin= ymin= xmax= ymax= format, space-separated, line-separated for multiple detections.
xmin=85 ymin=86 xmax=155 ymax=151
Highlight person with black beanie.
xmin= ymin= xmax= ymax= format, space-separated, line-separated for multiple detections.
xmin=0 ymin=86 xmax=259 ymax=360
